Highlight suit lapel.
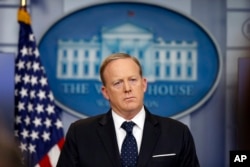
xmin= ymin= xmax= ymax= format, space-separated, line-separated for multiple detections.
xmin=137 ymin=111 xmax=160 ymax=167
xmin=97 ymin=111 xmax=122 ymax=167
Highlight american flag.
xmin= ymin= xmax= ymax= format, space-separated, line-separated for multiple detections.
xmin=14 ymin=8 xmax=64 ymax=167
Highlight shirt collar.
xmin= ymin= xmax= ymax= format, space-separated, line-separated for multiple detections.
xmin=112 ymin=107 xmax=145 ymax=130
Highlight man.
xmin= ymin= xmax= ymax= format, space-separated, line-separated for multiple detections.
xmin=57 ymin=53 xmax=200 ymax=167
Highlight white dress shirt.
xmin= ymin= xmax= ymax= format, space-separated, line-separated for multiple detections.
xmin=112 ymin=107 xmax=145 ymax=154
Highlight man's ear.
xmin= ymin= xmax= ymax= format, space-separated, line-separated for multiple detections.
xmin=143 ymin=77 xmax=147 ymax=92
xmin=101 ymin=86 xmax=109 ymax=100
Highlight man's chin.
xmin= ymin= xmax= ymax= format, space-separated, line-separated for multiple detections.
xmin=124 ymin=104 xmax=141 ymax=113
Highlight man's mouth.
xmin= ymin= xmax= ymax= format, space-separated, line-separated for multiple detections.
xmin=124 ymin=97 xmax=135 ymax=101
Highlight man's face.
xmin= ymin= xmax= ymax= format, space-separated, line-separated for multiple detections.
xmin=101 ymin=58 xmax=147 ymax=118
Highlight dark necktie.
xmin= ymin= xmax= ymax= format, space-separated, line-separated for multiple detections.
xmin=121 ymin=121 xmax=138 ymax=167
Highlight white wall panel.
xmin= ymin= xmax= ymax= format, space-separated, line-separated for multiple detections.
xmin=0 ymin=0 xmax=20 ymax=5
xmin=227 ymin=0 xmax=250 ymax=9
xmin=227 ymin=12 xmax=250 ymax=47
xmin=0 ymin=8 xmax=19 ymax=44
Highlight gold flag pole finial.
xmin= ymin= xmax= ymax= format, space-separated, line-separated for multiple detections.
xmin=20 ymin=0 xmax=27 ymax=8
xmin=18 ymin=0 xmax=31 ymax=24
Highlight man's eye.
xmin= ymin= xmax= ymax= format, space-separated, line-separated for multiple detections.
xmin=114 ymin=81 xmax=121 ymax=86
xmin=130 ymin=78 xmax=137 ymax=83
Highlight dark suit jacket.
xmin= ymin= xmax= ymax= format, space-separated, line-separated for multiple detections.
xmin=57 ymin=108 xmax=200 ymax=167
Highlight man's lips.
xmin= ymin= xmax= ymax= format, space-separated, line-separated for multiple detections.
xmin=124 ymin=97 xmax=135 ymax=101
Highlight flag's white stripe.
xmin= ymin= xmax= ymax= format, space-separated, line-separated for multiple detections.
xmin=35 ymin=164 xmax=40 ymax=167
xmin=48 ymin=144 xmax=61 ymax=167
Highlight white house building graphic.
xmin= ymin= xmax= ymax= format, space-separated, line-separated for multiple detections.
xmin=57 ymin=23 xmax=198 ymax=82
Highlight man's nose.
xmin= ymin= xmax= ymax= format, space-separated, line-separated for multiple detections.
xmin=124 ymin=80 xmax=131 ymax=92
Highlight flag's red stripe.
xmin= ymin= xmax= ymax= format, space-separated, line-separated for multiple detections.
xmin=39 ymin=154 xmax=52 ymax=167
xmin=38 ymin=139 xmax=64 ymax=167
xmin=58 ymin=138 xmax=65 ymax=149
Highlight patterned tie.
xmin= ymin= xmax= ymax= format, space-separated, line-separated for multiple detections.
xmin=121 ymin=121 xmax=138 ymax=167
